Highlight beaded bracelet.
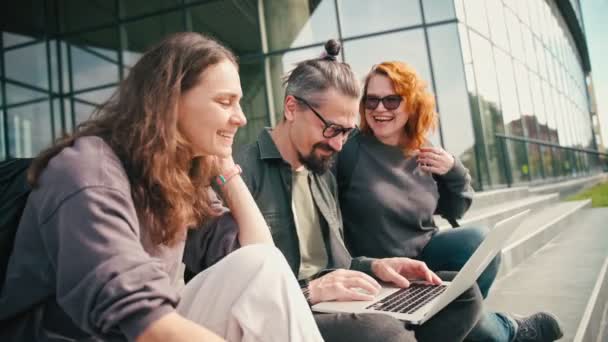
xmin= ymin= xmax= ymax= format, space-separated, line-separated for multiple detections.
xmin=215 ymin=164 xmax=242 ymax=187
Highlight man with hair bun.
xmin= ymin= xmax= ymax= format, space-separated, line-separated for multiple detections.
xmin=189 ymin=39 xmax=483 ymax=341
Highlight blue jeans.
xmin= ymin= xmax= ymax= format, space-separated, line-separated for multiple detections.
xmin=420 ymin=226 xmax=517 ymax=342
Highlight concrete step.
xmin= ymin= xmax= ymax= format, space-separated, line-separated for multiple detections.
xmin=498 ymin=199 xmax=592 ymax=278
xmin=529 ymin=173 xmax=607 ymax=198
xmin=485 ymin=208 xmax=608 ymax=341
xmin=436 ymin=193 xmax=559 ymax=230
xmin=468 ymin=187 xmax=530 ymax=212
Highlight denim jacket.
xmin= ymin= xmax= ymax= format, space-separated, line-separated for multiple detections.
xmin=235 ymin=129 xmax=375 ymax=281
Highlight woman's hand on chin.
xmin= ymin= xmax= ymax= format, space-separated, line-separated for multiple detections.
xmin=216 ymin=156 xmax=237 ymax=174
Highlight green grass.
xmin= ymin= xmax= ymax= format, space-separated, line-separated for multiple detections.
xmin=567 ymin=181 xmax=608 ymax=207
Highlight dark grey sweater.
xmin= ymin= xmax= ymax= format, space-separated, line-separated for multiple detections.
xmin=0 ymin=137 xmax=182 ymax=341
xmin=336 ymin=132 xmax=473 ymax=259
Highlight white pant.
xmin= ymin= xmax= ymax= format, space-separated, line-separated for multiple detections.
xmin=177 ymin=244 xmax=323 ymax=342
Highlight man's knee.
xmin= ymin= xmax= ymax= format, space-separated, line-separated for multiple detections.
xmin=354 ymin=314 xmax=414 ymax=342
xmin=316 ymin=313 xmax=415 ymax=342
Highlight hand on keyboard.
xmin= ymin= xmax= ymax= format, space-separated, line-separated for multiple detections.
xmin=308 ymin=269 xmax=382 ymax=304
xmin=371 ymin=258 xmax=443 ymax=288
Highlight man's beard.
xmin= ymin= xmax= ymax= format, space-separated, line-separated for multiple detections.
xmin=297 ymin=142 xmax=337 ymax=174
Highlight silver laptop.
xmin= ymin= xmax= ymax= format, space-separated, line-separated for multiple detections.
xmin=312 ymin=210 xmax=530 ymax=325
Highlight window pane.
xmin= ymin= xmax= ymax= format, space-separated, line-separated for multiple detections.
xmin=514 ymin=63 xmax=533 ymax=126
xmin=527 ymin=143 xmax=543 ymax=180
xmin=428 ymin=23 xmax=479 ymax=188
xmin=74 ymin=87 xmax=116 ymax=106
xmin=463 ymin=0 xmax=489 ymax=37
xmin=542 ymin=146 xmax=554 ymax=177
xmin=123 ymin=10 xmax=184 ymax=64
xmin=69 ymin=28 xmax=120 ymax=91
xmin=189 ymin=1 xmax=262 ymax=56
xmin=52 ymin=99 xmax=64 ymax=138
xmin=338 ymin=0 xmax=421 ymax=38
xmin=263 ymin=0 xmax=339 ymax=51
xmin=7 ymin=101 xmax=52 ymax=158
xmin=74 ymin=101 xmax=97 ymax=126
xmin=505 ymin=139 xmax=529 ymax=184
xmin=493 ymin=49 xmax=527 ymax=184
xmin=553 ymin=87 xmax=568 ymax=146
xmin=422 ymin=0 xmax=456 ymax=24
xmin=505 ymin=8 xmax=525 ymax=62
xmin=526 ymin=31 xmax=539 ymax=73
xmin=344 ymin=29 xmax=432 ymax=91
xmin=5 ymin=83 xmax=48 ymax=106
xmin=3 ymin=32 xmax=36 ymax=48
xmin=267 ymin=46 xmax=321 ymax=122
xmin=5 ymin=42 xmax=49 ymax=91
xmin=494 ymin=49 xmax=521 ymax=136
xmin=486 ymin=0 xmax=509 ymax=50
xmin=469 ymin=31 xmax=507 ymax=187
xmin=64 ymin=99 xmax=74 ymax=133
xmin=541 ymin=80 xmax=558 ymax=144
xmin=235 ymin=59 xmax=269 ymax=147
xmin=122 ymin=50 xmax=143 ymax=69
xmin=516 ymin=0 xmax=531 ymax=26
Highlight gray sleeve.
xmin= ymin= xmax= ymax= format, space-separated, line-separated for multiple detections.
xmin=39 ymin=186 xmax=179 ymax=341
xmin=434 ymin=157 xmax=474 ymax=220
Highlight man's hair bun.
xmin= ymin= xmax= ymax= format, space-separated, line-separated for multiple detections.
xmin=323 ymin=39 xmax=341 ymax=61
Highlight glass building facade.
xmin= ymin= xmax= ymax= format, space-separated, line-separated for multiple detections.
xmin=1 ymin=0 xmax=604 ymax=190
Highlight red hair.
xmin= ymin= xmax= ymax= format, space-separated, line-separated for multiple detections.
xmin=360 ymin=61 xmax=437 ymax=155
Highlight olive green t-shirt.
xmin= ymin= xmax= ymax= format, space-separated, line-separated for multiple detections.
xmin=292 ymin=167 xmax=328 ymax=280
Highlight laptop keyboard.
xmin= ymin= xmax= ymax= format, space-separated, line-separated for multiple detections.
xmin=366 ymin=283 xmax=447 ymax=314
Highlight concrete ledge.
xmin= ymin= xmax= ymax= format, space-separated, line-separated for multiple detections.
xmin=498 ymin=199 xmax=592 ymax=279
xmin=573 ymin=256 xmax=608 ymax=342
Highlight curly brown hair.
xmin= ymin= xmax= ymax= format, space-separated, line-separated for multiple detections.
xmin=28 ymin=32 xmax=237 ymax=246
xmin=360 ymin=61 xmax=437 ymax=155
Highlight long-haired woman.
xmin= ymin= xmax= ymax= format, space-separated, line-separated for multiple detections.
xmin=0 ymin=32 xmax=321 ymax=342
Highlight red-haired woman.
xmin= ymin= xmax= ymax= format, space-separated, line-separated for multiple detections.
xmin=336 ymin=61 xmax=563 ymax=341
xmin=0 ymin=32 xmax=321 ymax=342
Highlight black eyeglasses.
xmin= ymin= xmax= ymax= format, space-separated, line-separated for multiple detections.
xmin=293 ymin=96 xmax=355 ymax=140
xmin=363 ymin=94 xmax=403 ymax=110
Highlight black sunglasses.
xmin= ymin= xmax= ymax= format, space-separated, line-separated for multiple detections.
xmin=293 ymin=96 xmax=355 ymax=140
xmin=363 ymin=94 xmax=403 ymax=110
